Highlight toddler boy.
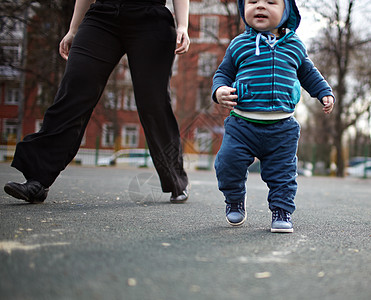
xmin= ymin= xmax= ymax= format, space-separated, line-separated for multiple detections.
xmin=212 ymin=0 xmax=334 ymax=232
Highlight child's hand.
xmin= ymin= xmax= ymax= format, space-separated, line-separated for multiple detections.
xmin=322 ymin=96 xmax=335 ymax=114
xmin=216 ymin=86 xmax=238 ymax=110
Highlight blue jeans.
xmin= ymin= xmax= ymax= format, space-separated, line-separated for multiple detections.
xmin=214 ymin=115 xmax=300 ymax=213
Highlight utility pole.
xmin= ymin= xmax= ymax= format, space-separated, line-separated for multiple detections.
xmin=16 ymin=6 xmax=28 ymax=142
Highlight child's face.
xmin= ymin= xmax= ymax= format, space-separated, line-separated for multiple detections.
xmin=244 ymin=0 xmax=285 ymax=34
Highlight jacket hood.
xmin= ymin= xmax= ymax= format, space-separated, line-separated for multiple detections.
xmin=238 ymin=0 xmax=301 ymax=32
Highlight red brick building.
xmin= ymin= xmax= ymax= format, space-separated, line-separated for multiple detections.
xmin=0 ymin=0 xmax=240 ymax=167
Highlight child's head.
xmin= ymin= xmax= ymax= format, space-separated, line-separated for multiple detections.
xmin=244 ymin=0 xmax=290 ymax=34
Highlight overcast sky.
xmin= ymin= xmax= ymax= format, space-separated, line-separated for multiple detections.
xmin=296 ymin=0 xmax=371 ymax=45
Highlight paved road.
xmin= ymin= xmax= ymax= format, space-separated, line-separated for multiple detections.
xmin=0 ymin=162 xmax=370 ymax=300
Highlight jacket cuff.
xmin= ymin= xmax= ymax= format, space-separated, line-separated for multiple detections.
xmin=317 ymin=91 xmax=335 ymax=105
xmin=212 ymin=85 xmax=225 ymax=103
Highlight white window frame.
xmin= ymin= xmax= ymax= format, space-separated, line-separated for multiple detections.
xmin=104 ymin=90 xmax=122 ymax=110
xmin=80 ymin=132 xmax=86 ymax=146
xmin=200 ymin=16 xmax=219 ymax=41
xmin=196 ymin=87 xmax=213 ymax=112
xmin=3 ymin=45 xmax=21 ymax=66
xmin=102 ymin=123 xmax=115 ymax=147
xmin=123 ymin=88 xmax=137 ymax=111
xmin=170 ymin=87 xmax=177 ymax=111
xmin=34 ymin=119 xmax=86 ymax=146
xmin=5 ymin=86 xmax=21 ymax=105
xmin=121 ymin=124 xmax=139 ymax=148
xmin=35 ymin=120 xmax=43 ymax=132
xmin=172 ymin=55 xmax=179 ymax=76
xmin=3 ymin=119 xmax=19 ymax=142
xmin=194 ymin=127 xmax=213 ymax=153
xmin=198 ymin=52 xmax=217 ymax=77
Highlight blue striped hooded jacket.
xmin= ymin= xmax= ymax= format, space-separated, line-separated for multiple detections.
xmin=212 ymin=0 xmax=334 ymax=114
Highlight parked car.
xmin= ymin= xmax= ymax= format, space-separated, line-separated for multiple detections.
xmin=348 ymin=156 xmax=371 ymax=167
xmin=97 ymin=149 xmax=152 ymax=167
xmin=346 ymin=161 xmax=371 ymax=178
xmin=297 ymin=167 xmax=313 ymax=177
xmin=247 ymin=159 xmax=312 ymax=176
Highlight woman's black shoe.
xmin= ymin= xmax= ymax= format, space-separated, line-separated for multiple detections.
xmin=4 ymin=180 xmax=49 ymax=203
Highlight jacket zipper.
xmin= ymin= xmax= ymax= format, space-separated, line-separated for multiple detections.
xmin=271 ymin=48 xmax=276 ymax=109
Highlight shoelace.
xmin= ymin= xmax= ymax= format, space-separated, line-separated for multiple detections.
xmin=272 ymin=209 xmax=291 ymax=222
xmin=227 ymin=202 xmax=244 ymax=213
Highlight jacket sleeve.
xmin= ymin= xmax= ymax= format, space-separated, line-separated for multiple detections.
xmin=297 ymin=57 xmax=335 ymax=104
xmin=212 ymin=45 xmax=238 ymax=103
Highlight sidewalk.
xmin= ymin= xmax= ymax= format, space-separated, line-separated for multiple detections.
xmin=0 ymin=163 xmax=370 ymax=300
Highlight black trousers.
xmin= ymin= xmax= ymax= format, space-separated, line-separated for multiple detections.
xmin=12 ymin=0 xmax=188 ymax=194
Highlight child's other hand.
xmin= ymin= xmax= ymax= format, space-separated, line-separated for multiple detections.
xmin=322 ymin=96 xmax=334 ymax=114
xmin=216 ymin=86 xmax=238 ymax=110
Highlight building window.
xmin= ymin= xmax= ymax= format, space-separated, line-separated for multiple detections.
xmin=35 ymin=120 xmax=43 ymax=132
xmin=194 ymin=128 xmax=213 ymax=153
xmin=33 ymin=119 xmax=86 ymax=145
xmin=104 ymin=91 xmax=121 ymax=110
xmin=2 ymin=119 xmax=18 ymax=143
xmin=102 ymin=123 xmax=115 ymax=147
xmin=172 ymin=55 xmax=179 ymax=75
xmin=196 ymin=87 xmax=213 ymax=112
xmin=200 ymin=16 xmax=219 ymax=41
xmin=2 ymin=45 xmax=21 ymax=66
xmin=170 ymin=88 xmax=177 ymax=111
xmin=198 ymin=52 xmax=217 ymax=77
xmin=3 ymin=19 xmax=23 ymax=36
xmin=123 ymin=88 xmax=137 ymax=111
xmin=122 ymin=125 xmax=139 ymax=148
xmin=80 ymin=132 xmax=86 ymax=146
xmin=5 ymin=86 xmax=21 ymax=105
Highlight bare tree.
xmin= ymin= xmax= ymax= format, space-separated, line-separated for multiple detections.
xmin=1 ymin=0 xmax=74 ymax=122
xmin=298 ymin=0 xmax=371 ymax=176
xmin=25 ymin=0 xmax=74 ymax=112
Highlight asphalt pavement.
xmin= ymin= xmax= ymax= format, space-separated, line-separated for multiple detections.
xmin=0 ymin=162 xmax=370 ymax=300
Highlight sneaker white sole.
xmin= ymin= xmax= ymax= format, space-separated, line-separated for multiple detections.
xmin=226 ymin=215 xmax=247 ymax=226
xmin=271 ymin=228 xmax=294 ymax=233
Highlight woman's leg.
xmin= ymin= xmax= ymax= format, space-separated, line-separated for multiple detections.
xmin=11 ymin=5 xmax=125 ymax=187
xmin=123 ymin=5 xmax=188 ymax=195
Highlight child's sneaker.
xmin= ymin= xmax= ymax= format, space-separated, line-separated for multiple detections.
xmin=271 ymin=209 xmax=293 ymax=233
xmin=226 ymin=197 xmax=246 ymax=226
